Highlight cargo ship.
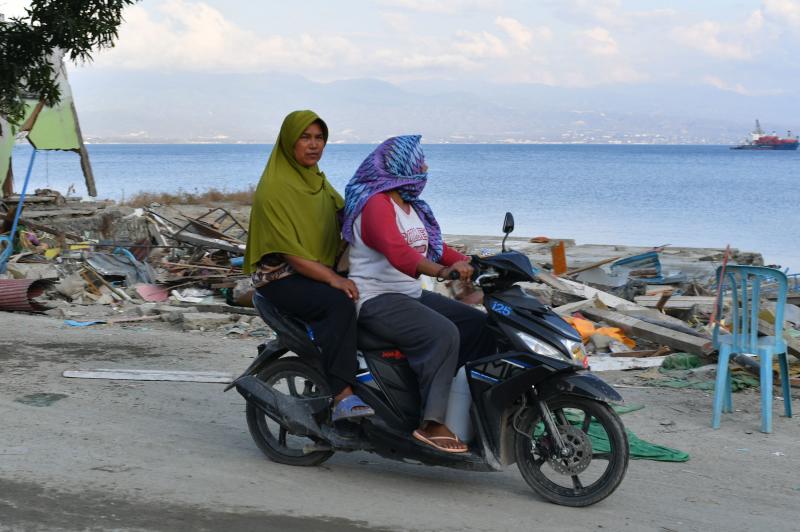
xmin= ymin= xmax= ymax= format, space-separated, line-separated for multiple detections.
xmin=731 ymin=120 xmax=799 ymax=150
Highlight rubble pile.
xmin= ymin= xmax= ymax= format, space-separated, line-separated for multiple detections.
xmin=0 ymin=193 xmax=798 ymax=389
xmin=495 ymin=239 xmax=800 ymax=387
xmin=0 ymin=192 xmax=270 ymax=338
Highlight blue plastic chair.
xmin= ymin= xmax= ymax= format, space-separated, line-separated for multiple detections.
xmin=711 ymin=265 xmax=793 ymax=433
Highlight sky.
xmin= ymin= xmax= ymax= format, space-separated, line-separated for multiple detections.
xmin=2 ymin=0 xmax=799 ymax=142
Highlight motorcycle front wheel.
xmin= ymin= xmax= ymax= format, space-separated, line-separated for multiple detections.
xmin=514 ymin=396 xmax=629 ymax=507
xmin=245 ymin=357 xmax=334 ymax=467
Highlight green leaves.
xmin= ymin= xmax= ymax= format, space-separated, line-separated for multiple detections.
xmin=0 ymin=1 xmax=138 ymax=124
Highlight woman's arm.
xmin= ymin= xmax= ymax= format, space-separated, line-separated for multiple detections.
xmin=415 ymin=257 xmax=472 ymax=281
xmin=360 ymin=195 xmax=472 ymax=281
xmin=284 ymin=254 xmax=359 ymax=300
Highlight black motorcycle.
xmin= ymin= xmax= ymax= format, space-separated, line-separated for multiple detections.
xmin=227 ymin=213 xmax=629 ymax=507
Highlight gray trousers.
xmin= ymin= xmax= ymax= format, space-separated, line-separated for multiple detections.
xmin=358 ymin=291 xmax=468 ymax=424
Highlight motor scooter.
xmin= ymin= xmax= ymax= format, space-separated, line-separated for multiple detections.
xmin=227 ymin=213 xmax=629 ymax=507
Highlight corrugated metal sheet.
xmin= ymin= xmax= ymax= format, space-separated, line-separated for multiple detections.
xmin=0 ymin=278 xmax=53 ymax=312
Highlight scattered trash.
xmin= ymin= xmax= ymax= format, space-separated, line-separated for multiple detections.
xmin=135 ymin=283 xmax=170 ymax=302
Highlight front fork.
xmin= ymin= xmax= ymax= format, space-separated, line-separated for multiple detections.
xmin=532 ymin=389 xmax=571 ymax=459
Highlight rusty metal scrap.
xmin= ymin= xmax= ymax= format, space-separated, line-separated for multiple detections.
xmin=0 ymin=278 xmax=54 ymax=312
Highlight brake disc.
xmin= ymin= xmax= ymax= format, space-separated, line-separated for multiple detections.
xmin=547 ymin=425 xmax=593 ymax=475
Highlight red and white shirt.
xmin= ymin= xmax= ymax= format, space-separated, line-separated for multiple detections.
xmin=349 ymin=193 xmax=466 ymax=311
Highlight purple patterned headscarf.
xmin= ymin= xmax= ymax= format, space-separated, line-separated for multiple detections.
xmin=342 ymin=135 xmax=443 ymax=262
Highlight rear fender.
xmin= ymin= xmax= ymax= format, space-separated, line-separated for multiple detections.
xmin=536 ymin=372 xmax=623 ymax=404
xmin=223 ymin=339 xmax=288 ymax=392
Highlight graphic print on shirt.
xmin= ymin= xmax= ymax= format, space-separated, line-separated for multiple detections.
xmin=404 ymin=226 xmax=428 ymax=256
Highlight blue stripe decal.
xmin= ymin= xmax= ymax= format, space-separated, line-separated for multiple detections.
xmin=356 ymin=371 xmax=374 ymax=383
xmin=470 ymin=370 xmax=500 ymax=384
xmin=504 ymin=357 xmax=532 ymax=369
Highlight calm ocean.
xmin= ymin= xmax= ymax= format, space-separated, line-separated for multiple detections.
xmin=9 ymin=143 xmax=800 ymax=271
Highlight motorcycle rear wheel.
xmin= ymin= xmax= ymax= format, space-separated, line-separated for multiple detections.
xmin=245 ymin=357 xmax=334 ymax=467
xmin=515 ymin=396 xmax=629 ymax=507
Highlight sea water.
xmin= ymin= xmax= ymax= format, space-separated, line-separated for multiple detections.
xmin=9 ymin=143 xmax=800 ymax=271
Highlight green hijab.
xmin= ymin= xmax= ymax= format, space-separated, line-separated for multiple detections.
xmin=244 ymin=110 xmax=344 ymax=274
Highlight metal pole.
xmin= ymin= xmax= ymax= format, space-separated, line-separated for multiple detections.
xmin=0 ymin=149 xmax=37 ymax=273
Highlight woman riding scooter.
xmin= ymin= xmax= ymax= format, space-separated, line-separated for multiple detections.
xmin=343 ymin=135 xmax=496 ymax=453
xmin=245 ymin=110 xmax=374 ymax=422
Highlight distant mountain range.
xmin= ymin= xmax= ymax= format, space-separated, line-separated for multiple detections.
xmin=69 ymin=70 xmax=800 ymax=144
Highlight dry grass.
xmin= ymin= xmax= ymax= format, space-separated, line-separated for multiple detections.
xmin=122 ymin=186 xmax=255 ymax=207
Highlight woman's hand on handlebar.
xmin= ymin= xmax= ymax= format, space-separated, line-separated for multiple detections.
xmin=329 ymin=275 xmax=359 ymax=300
xmin=442 ymin=260 xmax=474 ymax=282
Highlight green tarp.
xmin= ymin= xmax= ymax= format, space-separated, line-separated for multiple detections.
xmin=535 ymin=404 xmax=690 ymax=463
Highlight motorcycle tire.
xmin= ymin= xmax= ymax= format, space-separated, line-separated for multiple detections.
xmin=245 ymin=357 xmax=334 ymax=467
xmin=515 ymin=396 xmax=629 ymax=507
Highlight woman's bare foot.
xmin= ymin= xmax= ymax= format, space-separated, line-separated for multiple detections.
xmin=413 ymin=421 xmax=468 ymax=453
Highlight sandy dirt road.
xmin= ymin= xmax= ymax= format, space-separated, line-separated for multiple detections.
xmin=0 ymin=312 xmax=797 ymax=531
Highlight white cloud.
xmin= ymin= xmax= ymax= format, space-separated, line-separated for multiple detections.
xmin=703 ymin=75 xmax=752 ymax=95
xmin=494 ymin=16 xmax=552 ymax=50
xmin=763 ymin=0 xmax=800 ymax=29
xmin=373 ymin=49 xmax=479 ymax=71
xmin=558 ymin=0 xmax=676 ymax=28
xmin=94 ymin=1 xmax=362 ymax=72
xmin=702 ymin=75 xmax=784 ymax=96
xmin=561 ymin=0 xmax=621 ymax=25
xmin=672 ymin=21 xmax=753 ymax=60
xmin=579 ymin=27 xmax=618 ymax=56
xmin=379 ymin=0 xmax=500 ymax=15
xmin=454 ymin=30 xmax=508 ymax=58
xmin=745 ymin=9 xmax=765 ymax=32
xmin=382 ymin=12 xmax=412 ymax=33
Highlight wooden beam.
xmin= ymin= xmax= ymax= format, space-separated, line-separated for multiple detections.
xmin=565 ymin=255 xmax=621 ymax=277
xmin=70 ymin=100 xmax=97 ymax=197
xmin=2 ymin=160 xmax=12 ymax=197
xmin=581 ymin=307 xmax=714 ymax=356
xmin=634 ymin=295 xmax=722 ymax=312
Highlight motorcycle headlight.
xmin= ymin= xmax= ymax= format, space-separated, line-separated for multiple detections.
xmin=561 ymin=339 xmax=589 ymax=369
xmin=516 ymin=331 xmax=568 ymax=361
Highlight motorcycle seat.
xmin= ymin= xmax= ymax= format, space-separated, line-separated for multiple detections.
xmin=252 ymin=292 xmax=319 ymax=356
xmin=357 ymin=327 xmax=397 ymax=352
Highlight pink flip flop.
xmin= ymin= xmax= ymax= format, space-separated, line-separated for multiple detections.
xmin=412 ymin=429 xmax=468 ymax=453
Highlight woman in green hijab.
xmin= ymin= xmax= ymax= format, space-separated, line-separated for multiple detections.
xmin=246 ymin=110 xmax=373 ymax=421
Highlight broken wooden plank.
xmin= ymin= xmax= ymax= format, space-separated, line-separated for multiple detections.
xmin=552 ymin=299 xmax=596 ymax=316
xmin=589 ymin=355 xmax=668 ymax=372
xmin=62 ymin=369 xmax=233 ymax=383
xmin=564 ymin=256 xmax=622 ymax=277
xmin=757 ymin=319 xmax=800 ymax=360
xmin=610 ymin=346 xmax=672 ymax=358
xmin=581 ymin=307 xmax=714 ymax=356
xmin=634 ymin=295 xmax=722 ymax=312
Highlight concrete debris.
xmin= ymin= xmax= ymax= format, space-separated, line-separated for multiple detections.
xmin=180 ymin=312 xmax=235 ymax=331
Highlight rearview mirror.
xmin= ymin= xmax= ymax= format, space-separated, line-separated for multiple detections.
xmin=501 ymin=212 xmax=514 ymax=252
xmin=502 ymin=212 xmax=514 ymax=234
